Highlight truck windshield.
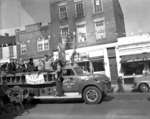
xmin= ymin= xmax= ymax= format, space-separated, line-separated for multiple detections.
xmin=74 ymin=67 xmax=85 ymax=75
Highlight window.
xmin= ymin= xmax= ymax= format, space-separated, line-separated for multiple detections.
xmin=95 ymin=19 xmax=105 ymax=40
xmin=122 ymin=62 xmax=144 ymax=76
xmin=75 ymin=0 xmax=84 ymax=18
xmin=60 ymin=26 xmax=69 ymax=44
xmin=63 ymin=69 xmax=75 ymax=76
xmin=37 ymin=37 xmax=49 ymax=52
xmin=94 ymin=0 xmax=103 ymax=13
xmin=76 ymin=24 xmax=86 ymax=43
xmin=92 ymin=60 xmax=104 ymax=71
xmin=37 ymin=44 xmax=43 ymax=51
xmin=61 ymin=27 xmax=69 ymax=37
xmin=59 ymin=6 xmax=67 ymax=20
xmin=20 ymin=44 xmax=27 ymax=55
xmin=44 ymin=40 xmax=49 ymax=50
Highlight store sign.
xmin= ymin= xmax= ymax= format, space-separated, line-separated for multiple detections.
xmin=26 ymin=73 xmax=45 ymax=84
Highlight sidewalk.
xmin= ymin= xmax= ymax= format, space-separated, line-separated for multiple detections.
xmin=112 ymin=84 xmax=133 ymax=93
xmin=109 ymin=84 xmax=150 ymax=101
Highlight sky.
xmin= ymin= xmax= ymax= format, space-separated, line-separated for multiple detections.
xmin=0 ymin=0 xmax=150 ymax=36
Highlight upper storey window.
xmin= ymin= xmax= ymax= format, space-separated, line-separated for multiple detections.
xmin=37 ymin=37 xmax=49 ymax=52
xmin=94 ymin=18 xmax=106 ymax=40
xmin=94 ymin=0 xmax=103 ymax=13
xmin=58 ymin=2 xmax=68 ymax=20
xmin=75 ymin=0 xmax=84 ymax=18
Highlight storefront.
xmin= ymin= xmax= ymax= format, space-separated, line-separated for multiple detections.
xmin=63 ymin=45 xmax=106 ymax=75
xmin=53 ymin=43 xmax=118 ymax=82
xmin=117 ymin=34 xmax=150 ymax=84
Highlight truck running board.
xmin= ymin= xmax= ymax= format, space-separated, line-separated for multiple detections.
xmin=33 ymin=93 xmax=82 ymax=99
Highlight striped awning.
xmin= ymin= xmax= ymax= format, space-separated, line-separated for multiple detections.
xmin=121 ymin=53 xmax=150 ymax=63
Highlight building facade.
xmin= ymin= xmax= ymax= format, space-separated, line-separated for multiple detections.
xmin=50 ymin=0 xmax=125 ymax=83
xmin=116 ymin=33 xmax=150 ymax=84
xmin=0 ymin=34 xmax=17 ymax=64
xmin=15 ymin=23 xmax=53 ymax=63
xmin=50 ymin=0 xmax=125 ymax=48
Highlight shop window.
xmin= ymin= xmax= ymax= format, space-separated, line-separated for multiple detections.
xmin=122 ymin=62 xmax=144 ymax=75
xmin=92 ymin=60 xmax=104 ymax=71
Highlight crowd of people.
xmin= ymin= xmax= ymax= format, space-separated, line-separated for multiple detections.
xmin=0 ymin=54 xmax=65 ymax=116
xmin=0 ymin=54 xmax=56 ymax=74
xmin=0 ymin=54 xmax=65 ymax=94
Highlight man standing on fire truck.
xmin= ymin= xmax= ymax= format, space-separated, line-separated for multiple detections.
xmin=55 ymin=60 xmax=64 ymax=96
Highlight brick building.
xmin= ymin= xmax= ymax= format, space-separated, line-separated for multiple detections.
xmin=50 ymin=0 xmax=125 ymax=83
xmin=15 ymin=23 xmax=53 ymax=63
xmin=50 ymin=0 xmax=125 ymax=48
xmin=14 ymin=0 xmax=125 ymax=83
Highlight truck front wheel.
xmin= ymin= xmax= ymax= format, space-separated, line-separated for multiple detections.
xmin=83 ymin=86 xmax=102 ymax=104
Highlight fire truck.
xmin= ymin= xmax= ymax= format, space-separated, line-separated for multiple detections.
xmin=0 ymin=32 xmax=111 ymax=104
xmin=0 ymin=65 xmax=111 ymax=104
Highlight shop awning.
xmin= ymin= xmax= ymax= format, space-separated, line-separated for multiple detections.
xmin=121 ymin=53 xmax=150 ymax=63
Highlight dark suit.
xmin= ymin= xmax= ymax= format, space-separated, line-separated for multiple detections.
xmin=55 ymin=64 xmax=64 ymax=96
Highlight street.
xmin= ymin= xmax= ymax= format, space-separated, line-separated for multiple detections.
xmin=1 ymin=93 xmax=150 ymax=119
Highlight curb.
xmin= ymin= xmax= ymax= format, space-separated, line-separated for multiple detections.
xmin=112 ymin=84 xmax=133 ymax=93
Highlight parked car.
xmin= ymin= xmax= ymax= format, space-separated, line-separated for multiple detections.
xmin=133 ymin=74 xmax=150 ymax=92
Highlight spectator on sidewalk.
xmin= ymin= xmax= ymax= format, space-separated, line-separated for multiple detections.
xmin=117 ymin=76 xmax=124 ymax=92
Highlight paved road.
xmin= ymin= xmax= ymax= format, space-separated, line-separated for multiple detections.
xmin=2 ymin=93 xmax=150 ymax=119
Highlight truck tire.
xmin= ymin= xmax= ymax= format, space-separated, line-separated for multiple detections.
xmin=83 ymin=86 xmax=102 ymax=104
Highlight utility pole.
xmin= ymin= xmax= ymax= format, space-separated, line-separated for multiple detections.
xmin=58 ymin=31 xmax=77 ymax=65
xmin=57 ymin=35 xmax=66 ymax=65
xmin=71 ymin=31 xmax=77 ymax=65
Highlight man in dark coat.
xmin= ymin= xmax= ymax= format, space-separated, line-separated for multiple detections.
xmin=8 ymin=59 xmax=16 ymax=74
xmin=27 ymin=58 xmax=36 ymax=72
xmin=55 ymin=60 xmax=64 ymax=96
